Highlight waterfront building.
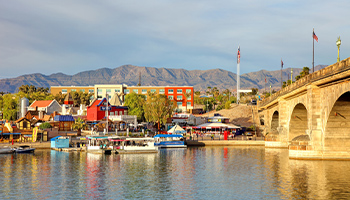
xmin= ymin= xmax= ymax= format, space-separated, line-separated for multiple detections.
xmin=50 ymin=84 xmax=194 ymax=112
xmin=28 ymin=100 xmax=62 ymax=115
xmin=126 ymin=85 xmax=194 ymax=112
xmin=86 ymin=97 xmax=128 ymax=121
xmin=50 ymin=86 xmax=94 ymax=95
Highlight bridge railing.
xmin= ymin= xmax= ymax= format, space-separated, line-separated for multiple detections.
xmin=259 ymin=57 xmax=350 ymax=107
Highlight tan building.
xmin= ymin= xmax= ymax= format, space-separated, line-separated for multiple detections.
xmin=94 ymin=84 xmax=125 ymax=99
xmin=50 ymin=84 xmax=194 ymax=112
xmin=50 ymin=86 xmax=94 ymax=95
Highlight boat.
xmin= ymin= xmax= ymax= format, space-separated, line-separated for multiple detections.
xmin=0 ymin=146 xmax=14 ymax=154
xmin=86 ymin=136 xmax=112 ymax=154
xmin=154 ymin=134 xmax=187 ymax=148
xmin=14 ymin=145 xmax=35 ymax=153
xmin=116 ymin=137 xmax=158 ymax=154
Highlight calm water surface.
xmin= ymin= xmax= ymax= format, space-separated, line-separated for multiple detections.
xmin=1 ymin=147 xmax=350 ymax=199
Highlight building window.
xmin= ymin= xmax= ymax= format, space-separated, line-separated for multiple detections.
xmin=187 ymin=102 xmax=191 ymax=106
xmin=150 ymin=89 xmax=156 ymax=93
xmin=71 ymin=89 xmax=76 ymax=92
xmin=186 ymin=89 xmax=191 ymax=94
xmin=177 ymin=95 xmax=183 ymax=100
xmin=106 ymin=89 xmax=111 ymax=93
xmin=89 ymin=89 xmax=94 ymax=93
xmin=133 ymin=89 xmax=138 ymax=94
xmin=187 ymin=96 xmax=191 ymax=100
xmin=80 ymin=89 xmax=85 ymax=92
xmin=115 ymin=89 xmax=120 ymax=93
xmin=97 ymin=89 xmax=103 ymax=93
xmin=168 ymin=89 xmax=173 ymax=94
xmin=177 ymin=89 xmax=182 ymax=93
xmin=177 ymin=102 xmax=182 ymax=107
xmin=124 ymin=89 xmax=129 ymax=94
xmin=142 ymin=89 xmax=147 ymax=94
xmin=168 ymin=95 xmax=173 ymax=100
xmin=62 ymin=89 xmax=67 ymax=93
xmin=159 ymin=89 xmax=165 ymax=94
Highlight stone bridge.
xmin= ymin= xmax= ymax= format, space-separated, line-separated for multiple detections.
xmin=258 ymin=57 xmax=350 ymax=160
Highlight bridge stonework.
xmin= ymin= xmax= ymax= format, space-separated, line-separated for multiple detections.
xmin=259 ymin=57 xmax=350 ymax=160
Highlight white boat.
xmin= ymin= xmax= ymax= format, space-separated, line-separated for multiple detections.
xmin=0 ymin=146 xmax=14 ymax=154
xmin=116 ymin=137 xmax=158 ymax=154
xmin=86 ymin=136 xmax=112 ymax=154
xmin=154 ymin=134 xmax=187 ymax=148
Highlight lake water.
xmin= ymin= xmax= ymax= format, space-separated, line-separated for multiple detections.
xmin=1 ymin=147 xmax=350 ymax=199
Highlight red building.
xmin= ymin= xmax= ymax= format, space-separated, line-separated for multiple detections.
xmin=164 ymin=86 xmax=194 ymax=111
xmin=86 ymin=98 xmax=128 ymax=121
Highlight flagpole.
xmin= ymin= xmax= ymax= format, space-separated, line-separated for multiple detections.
xmin=281 ymin=59 xmax=282 ymax=89
xmin=264 ymin=74 xmax=266 ymax=94
xmin=237 ymin=46 xmax=240 ymax=104
xmin=312 ymin=28 xmax=315 ymax=73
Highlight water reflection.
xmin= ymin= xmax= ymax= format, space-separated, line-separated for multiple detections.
xmin=0 ymin=148 xmax=350 ymax=199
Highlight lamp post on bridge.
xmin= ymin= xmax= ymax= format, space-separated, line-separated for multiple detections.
xmin=336 ymin=36 xmax=341 ymax=62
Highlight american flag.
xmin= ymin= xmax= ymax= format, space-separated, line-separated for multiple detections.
xmin=237 ymin=46 xmax=240 ymax=64
xmin=313 ymin=31 xmax=318 ymax=42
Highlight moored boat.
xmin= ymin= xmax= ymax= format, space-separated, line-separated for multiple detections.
xmin=0 ymin=146 xmax=14 ymax=154
xmin=14 ymin=145 xmax=35 ymax=153
xmin=154 ymin=134 xmax=187 ymax=148
xmin=116 ymin=137 xmax=158 ymax=154
xmin=86 ymin=136 xmax=112 ymax=154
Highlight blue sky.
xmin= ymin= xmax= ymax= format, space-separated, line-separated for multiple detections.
xmin=0 ymin=0 xmax=349 ymax=78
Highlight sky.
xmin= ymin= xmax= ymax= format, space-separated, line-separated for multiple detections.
xmin=1 ymin=0 xmax=349 ymax=78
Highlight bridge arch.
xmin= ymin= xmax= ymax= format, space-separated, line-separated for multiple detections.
xmin=289 ymin=103 xmax=308 ymax=141
xmin=270 ymin=111 xmax=279 ymax=134
xmin=324 ymin=91 xmax=350 ymax=151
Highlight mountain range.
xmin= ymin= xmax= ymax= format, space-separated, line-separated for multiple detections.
xmin=0 ymin=65 xmax=327 ymax=93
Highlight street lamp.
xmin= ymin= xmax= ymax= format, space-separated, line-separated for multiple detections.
xmin=336 ymin=36 xmax=341 ymax=62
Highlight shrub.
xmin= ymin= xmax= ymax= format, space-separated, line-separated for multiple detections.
xmin=224 ymin=101 xmax=231 ymax=109
xmin=39 ymin=122 xmax=52 ymax=130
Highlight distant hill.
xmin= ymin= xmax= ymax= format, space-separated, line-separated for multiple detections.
xmin=0 ymin=65 xmax=328 ymax=93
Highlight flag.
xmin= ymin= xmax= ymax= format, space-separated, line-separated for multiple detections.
xmin=313 ymin=31 xmax=318 ymax=42
xmin=265 ymin=77 xmax=266 ymax=82
xmin=281 ymin=59 xmax=284 ymax=68
xmin=237 ymin=46 xmax=240 ymax=64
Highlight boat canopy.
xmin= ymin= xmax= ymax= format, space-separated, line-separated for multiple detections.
xmin=154 ymin=134 xmax=183 ymax=138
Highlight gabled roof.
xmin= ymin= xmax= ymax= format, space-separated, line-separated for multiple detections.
xmin=29 ymin=100 xmax=54 ymax=108
xmin=15 ymin=117 xmax=30 ymax=123
xmin=110 ymin=93 xmax=123 ymax=106
xmin=64 ymin=93 xmax=74 ymax=103
xmin=43 ymin=115 xmax=51 ymax=121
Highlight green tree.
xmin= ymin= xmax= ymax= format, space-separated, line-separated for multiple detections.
xmin=54 ymin=92 xmax=66 ymax=104
xmin=72 ymin=117 xmax=87 ymax=136
xmin=2 ymin=94 xmax=17 ymax=120
xmin=144 ymin=93 xmax=175 ymax=130
xmin=124 ymin=92 xmax=146 ymax=121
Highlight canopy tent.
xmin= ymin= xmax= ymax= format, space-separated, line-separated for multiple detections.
xmin=196 ymin=123 xmax=240 ymax=129
xmin=167 ymin=124 xmax=186 ymax=135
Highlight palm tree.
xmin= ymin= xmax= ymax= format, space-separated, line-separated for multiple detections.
xmin=72 ymin=118 xmax=87 ymax=136
xmin=183 ymin=90 xmax=192 ymax=113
